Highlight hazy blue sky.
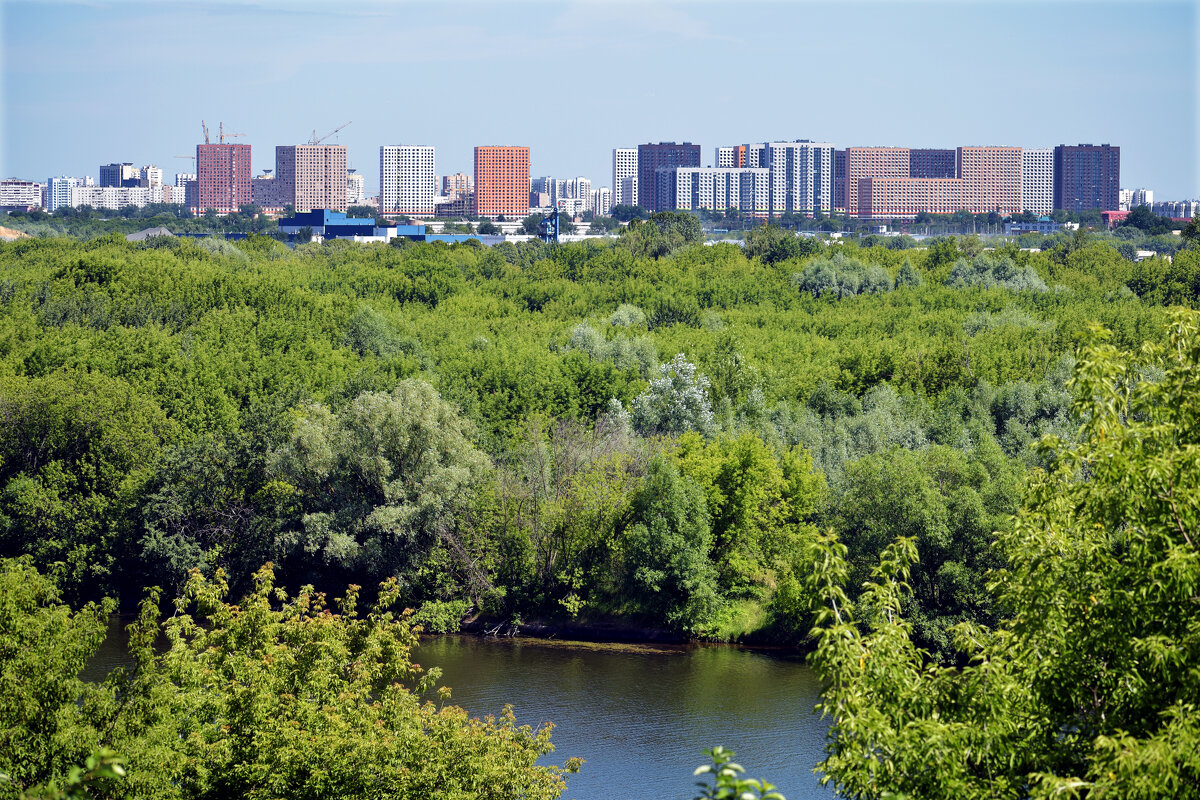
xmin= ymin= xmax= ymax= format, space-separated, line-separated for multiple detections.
xmin=2 ymin=0 xmax=1196 ymax=198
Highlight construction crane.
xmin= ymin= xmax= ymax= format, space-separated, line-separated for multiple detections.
xmin=218 ymin=122 xmax=245 ymax=144
xmin=201 ymin=120 xmax=210 ymax=144
xmin=309 ymin=121 xmax=351 ymax=146
xmin=174 ymin=155 xmax=197 ymax=168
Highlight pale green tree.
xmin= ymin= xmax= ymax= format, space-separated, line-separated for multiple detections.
xmin=271 ymin=380 xmax=490 ymax=580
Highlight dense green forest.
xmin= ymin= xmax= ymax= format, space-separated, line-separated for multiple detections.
xmin=2 ymin=219 xmax=1199 ymax=797
xmin=1 ymin=225 xmax=1198 ymax=646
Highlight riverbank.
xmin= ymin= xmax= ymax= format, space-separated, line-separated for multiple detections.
xmin=458 ymin=615 xmax=812 ymax=653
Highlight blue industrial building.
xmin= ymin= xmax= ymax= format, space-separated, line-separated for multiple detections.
xmin=278 ymin=209 xmax=498 ymax=245
xmin=278 ymin=209 xmax=392 ymax=239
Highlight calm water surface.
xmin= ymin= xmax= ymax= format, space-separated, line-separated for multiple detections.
xmin=85 ymin=620 xmax=830 ymax=800
xmin=416 ymin=635 xmax=830 ymax=800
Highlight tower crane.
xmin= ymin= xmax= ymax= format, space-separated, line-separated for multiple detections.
xmin=201 ymin=120 xmax=210 ymax=144
xmin=174 ymin=155 xmax=197 ymax=168
xmin=309 ymin=121 xmax=351 ymax=146
xmin=218 ymin=122 xmax=245 ymax=144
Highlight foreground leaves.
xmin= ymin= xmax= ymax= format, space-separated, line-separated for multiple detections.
xmin=0 ymin=562 xmax=579 ymax=800
xmin=809 ymin=311 xmax=1200 ymax=799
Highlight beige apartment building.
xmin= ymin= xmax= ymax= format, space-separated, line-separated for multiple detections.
xmin=275 ymin=145 xmax=348 ymax=212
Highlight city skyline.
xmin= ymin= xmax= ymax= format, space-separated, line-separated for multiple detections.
xmin=1 ymin=1 xmax=1196 ymax=199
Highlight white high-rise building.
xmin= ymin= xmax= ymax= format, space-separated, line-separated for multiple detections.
xmin=1021 ymin=148 xmax=1054 ymax=215
xmin=620 ymin=177 xmax=638 ymax=210
xmin=1129 ymin=188 xmax=1153 ymax=208
xmin=379 ymin=145 xmax=436 ymax=215
xmin=591 ymin=187 xmax=612 ymax=217
xmin=347 ymin=170 xmax=366 ymax=206
xmin=566 ymin=177 xmax=591 ymax=200
xmin=715 ymin=146 xmax=749 ymax=169
xmin=662 ymin=167 xmax=769 ymax=214
xmin=140 ymin=165 xmax=163 ymax=188
xmin=47 ymin=176 xmax=90 ymax=211
xmin=743 ymin=141 xmax=834 ymax=215
xmin=612 ymin=148 xmax=638 ymax=207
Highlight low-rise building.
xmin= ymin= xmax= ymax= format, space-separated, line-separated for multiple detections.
xmin=1004 ymin=217 xmax=1060 ymax=235
xmin=69 ymin=184 xmax=185 ymax=210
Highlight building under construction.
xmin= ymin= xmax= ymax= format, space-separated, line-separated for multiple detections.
xmin=194 ymin=122 xmax=250 ymax=214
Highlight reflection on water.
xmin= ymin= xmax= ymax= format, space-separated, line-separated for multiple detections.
xmin=416 ymin=636 xmax=830 ymax=800
xmin=83 ymin=619 xmax=831 ymax=800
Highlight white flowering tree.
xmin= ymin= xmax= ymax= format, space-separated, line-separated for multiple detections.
xmin=630 ymin=354 xmax=715 ymax=437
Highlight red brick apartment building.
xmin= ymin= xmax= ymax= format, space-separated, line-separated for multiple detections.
xmin=195 ymin=144 xmax=250 ymax=214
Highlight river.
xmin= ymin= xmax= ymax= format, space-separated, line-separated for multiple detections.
xmin=84 ymin=618 xmax=831 ymax=799
xmin=416 ymin=635 xmax=830 ymax=800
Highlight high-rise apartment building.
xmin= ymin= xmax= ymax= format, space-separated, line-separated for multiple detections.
xmin=848 ymin=145 xmax=1021 ymax=218
xmin=442 ymin=173 xmax=471 ymax=199
xmin=833 ymin=150 xmax=846 ymax=212
xmin=1129 ymin=188 xmax=1154 ymax=208
xmin=252 ymin=171 xmax=280 ymax=208
xmin=473 ymin=146 xmax=530 ymax=218
xmin=844 ymin=148 xmax=910 ymax=215
xmin=195 ymin=143 xmax=251 ymax=213
xmin=531 ymin=176 xmax=560 ymax=203
xmin=743 ymin=141 xmax=835 ymax=216
xmin=140 ymin=165 xmax=163 ymax=189
xmin=99 ymin=163 xmax=140 ymax=188
xmin=857 ymin=178 xmax=967 ymax=219
xmin=620 ymin=177 xmax=638 ymax=211
xmin=591 ymin=187 xmax=612 ymax=217
xmin=532 ymin=176 xmax=590 ymax=206
xmin=1054 ymin=144 xmax=1120 ymax=212
xmin=379 ymin=146 xmax=435 ymax=215
xmin=1151 ymin=200 xmax=1197 ymax=219
xmin=612 ymin=148 xmax=638 ymax=208
xmin=566 ymin=177 xmax=591 ymax=201
xmin=275 ymin=145 xmax=348 ymax=213
xmin=347 ymin=170 xmax=366 ymax=206
xmin=716 ymin=146 xmax=748 ymax=168
xmin=638 ymin=142 xmax=701 ymax=212
xmin=1021 ymin=148 xmax=1054 ymax=215
xmin=909 ymin=149 xmax=957 ymax=179
xmin=661 ymin=167 xmax=770 ymax=215
xmin=957 ymin=147 xmax=1021 ymax=214
xmin=175 ymin=173 xmax=196 ymax=209
xmin=47 ymin=176 xmax=91 ymax=212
